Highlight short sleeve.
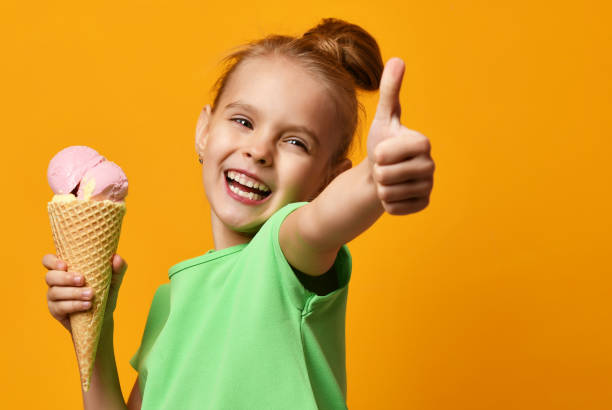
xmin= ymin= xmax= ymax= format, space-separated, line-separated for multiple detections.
xmin=129 ymin=284 xmax=171 ymax=387
xmin=248 ymin=202 xmax=352 ymax=311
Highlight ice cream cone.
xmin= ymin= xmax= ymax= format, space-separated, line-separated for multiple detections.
xmin=47 ymin=199 xmax=126 ymax=391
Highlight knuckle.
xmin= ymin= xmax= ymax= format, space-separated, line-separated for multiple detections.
xmin=377 ymin=185 xmax=391 ymax=202
xmin=74 ymin=287 xmax=83 ymax=299
xmin=383 ymin=202 xmax=400 ymax=215
xmin=43 ymin=254 xmax=60 ymax=270
xmin=376 ymin=185 xmax=384 ymax=199
xmin=429 ymin=160 xmax=436 ymax=173
xmin=67 ymin=273 xmax=78 ymax=285
xmin=420 ymin=161 xmax=435 ymax=175
xmin=374 ymin=145 xmax=386 ymax=164
xmin=393 ymin=205 xmax=410 ymax=215
xmin=49 ymin=300 xmax=61 ymax=317
xmin=411 ymin=134 xmax=430 ymax=152
xmin=47 ymin=287 xmax=55 ymax=301
xmin=373 ymin=165 xmax=386 ymax=183
xmin=56 ymin=304 xmax=67 ymax=317
xmin=417 ymin=178 xmax=432 ymax=190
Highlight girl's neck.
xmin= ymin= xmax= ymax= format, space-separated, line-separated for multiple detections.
xmin=210 ymin=210 xmax=254 ymax=250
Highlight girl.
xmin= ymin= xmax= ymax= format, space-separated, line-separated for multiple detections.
xmin=42 ymin=18 xmax=435 ymax=409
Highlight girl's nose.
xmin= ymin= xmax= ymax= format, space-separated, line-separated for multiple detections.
xmin=243 ymin=140 xmax=273 ymax=166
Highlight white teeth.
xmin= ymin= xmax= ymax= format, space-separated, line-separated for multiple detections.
xmin=254 ymin=182 xmax=270 ymax=192
xmin=226 ymin=170 xmax=270 ymax=192
xmin=229 ymin=184 xmax=264 ymax=201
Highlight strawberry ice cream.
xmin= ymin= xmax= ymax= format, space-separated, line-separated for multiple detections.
xmin=47 ymin=146 xmax=105 ymax=195
xmin=47 ymin=146 xmax=128 ymax=202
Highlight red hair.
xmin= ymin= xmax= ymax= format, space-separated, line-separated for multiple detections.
xmin=211 ymin=18 xmax=384 ymax=165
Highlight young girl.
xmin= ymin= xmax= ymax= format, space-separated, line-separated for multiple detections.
xmin=42 ymin=18 xmax=435 ymax=409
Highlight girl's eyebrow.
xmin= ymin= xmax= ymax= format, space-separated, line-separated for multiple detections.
xmin=224 ymin=101 xmax=259 ymax=115
xmin=224 ymin=100 xmax=320 ymax=145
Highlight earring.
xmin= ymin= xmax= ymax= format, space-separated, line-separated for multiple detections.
xmin=198 ymin=157 xmax=203 ymax=164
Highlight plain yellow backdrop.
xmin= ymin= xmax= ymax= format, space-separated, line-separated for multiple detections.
xmin=2 ymin=1 xmax=611 ymax=409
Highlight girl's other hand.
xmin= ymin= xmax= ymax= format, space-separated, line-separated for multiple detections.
xmin=42 ymin=253 xmax=128 ymax=332
xmin=367 ymin=57 xmax=436 ymax=215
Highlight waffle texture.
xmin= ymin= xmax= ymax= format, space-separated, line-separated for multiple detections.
xmin=47 ymin=200 xmax=126 ymax=391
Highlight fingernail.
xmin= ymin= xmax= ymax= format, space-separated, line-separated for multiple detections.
xmin=82 ymin=301 xmax=91 ymax=309
xmin=73 ymin=275 xmax=83 ymax=285
xmin=82 ymin=289 xmax=92 ymax=299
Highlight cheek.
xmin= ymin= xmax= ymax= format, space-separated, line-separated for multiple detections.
xmin=279 ymin=159 xmax=327 ymax=200
xmin=201 ymin=139 xmax=227 ymax=189
xmin=203 ymin=132 xmax=227 ymax=160
xmin=201 ymin=166 xmax=216 ymax=201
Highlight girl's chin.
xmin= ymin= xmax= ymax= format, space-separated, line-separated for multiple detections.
xmin=216 ymin=212 xmax=267 ymax=233
xmin=211 ymin=195 xmax=292 ymax=232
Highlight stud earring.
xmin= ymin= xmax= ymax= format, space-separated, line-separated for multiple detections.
xmin=198 ymin=156 xmax=203 ymax=164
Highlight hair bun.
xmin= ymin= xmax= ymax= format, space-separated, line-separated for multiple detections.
xmin=302 ymin=18 xmax=384 ymax=91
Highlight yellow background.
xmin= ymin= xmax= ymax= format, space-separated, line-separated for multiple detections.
xmin=2 ymin=1 xmax=610 ymax=408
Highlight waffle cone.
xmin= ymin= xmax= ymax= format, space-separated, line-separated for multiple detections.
xmin=47 ymin=199 xmax=126 ymax=391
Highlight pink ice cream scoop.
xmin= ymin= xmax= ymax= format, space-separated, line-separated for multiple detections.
xmin=47 ymin=146 xmax=105 ymax=195
xmin=76 ymin=161 xmax=128 ymax=201
xmin=47 ymin=145 xmax=128 ymax=202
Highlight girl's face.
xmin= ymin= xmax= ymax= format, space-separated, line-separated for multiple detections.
xmin=197 ymin=56 xmax=349 ymax=240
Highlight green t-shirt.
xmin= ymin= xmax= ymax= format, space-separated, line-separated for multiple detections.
xmin=130 ymin=202 xmax=352 ymax=409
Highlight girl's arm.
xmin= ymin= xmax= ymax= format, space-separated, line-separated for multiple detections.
xmin=280 ymin=160 xmax=383 ymax=275
xmin=279 ymin=58 xmax=435 ymax=276
xmin=82 ymin=318 xmax=128 ymax=410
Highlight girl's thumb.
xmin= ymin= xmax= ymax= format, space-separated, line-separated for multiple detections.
xmin=107 ymin=254 xmax=127 ymax=314
xmin=111 ymin=254 xmax=128 ymax=276
xmin=374 ymin=57 xmax=405 ymax=124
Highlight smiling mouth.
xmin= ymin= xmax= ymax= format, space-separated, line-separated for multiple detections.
xmin=225 ymin=170 xmax=272 ymax=202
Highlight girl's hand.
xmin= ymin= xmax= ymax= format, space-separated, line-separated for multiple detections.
xmin=367 ymin=58 xmax=435 ymax=215
xmin=42 ymin=254 xmax=128 ymax=332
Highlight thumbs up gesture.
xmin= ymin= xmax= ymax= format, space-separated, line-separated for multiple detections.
xmin=367 ymin=58 xmax=435 ymax=215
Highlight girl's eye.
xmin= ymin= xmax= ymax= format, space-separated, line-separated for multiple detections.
xmin=232 ymin=118 xmax=253 ymax=129
xmin=286 ymin=138 xmax=308 ymax=152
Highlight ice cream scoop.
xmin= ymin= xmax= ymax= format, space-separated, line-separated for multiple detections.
xmin=47 ymin=146 xmax=105 ymax=195
xmin=47 ymin=145 xmax=128 ymax=202
xmin=77 ymin=161 xmax=128 ymax=201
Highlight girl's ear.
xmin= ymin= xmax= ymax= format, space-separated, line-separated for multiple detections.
xmin=195 ymin=105 xmax=212 ymax=159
